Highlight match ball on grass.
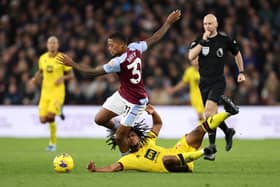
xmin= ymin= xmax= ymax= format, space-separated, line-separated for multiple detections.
xmin=53 ymin=153 xmax=74 ymax=173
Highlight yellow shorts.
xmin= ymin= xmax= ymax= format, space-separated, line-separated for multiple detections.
xmin=39 ymin=96 xmax=64 ymax=117
xmin=172 ymin=135 xmax=197 ymax=172
xmin=191 ymin=99 xmax=204 ymax=113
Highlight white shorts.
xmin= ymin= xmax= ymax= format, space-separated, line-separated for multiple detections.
xmin=102 ymin=91 xmax=148 ymax=127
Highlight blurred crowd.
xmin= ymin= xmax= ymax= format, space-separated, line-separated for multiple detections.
xmin=0 ymin=0 xmax=279 ymax=106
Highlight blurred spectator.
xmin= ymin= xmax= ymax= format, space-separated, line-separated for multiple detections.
xmin=0 ymin=0 xmax=279 ymax=105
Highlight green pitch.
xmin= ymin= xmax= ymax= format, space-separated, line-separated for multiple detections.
xmin=0 ymin=138 xmax=279 ymax=187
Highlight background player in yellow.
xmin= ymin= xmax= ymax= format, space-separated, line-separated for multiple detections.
xmin=87 ymin=95 xmax=239 ymax=173
xmin=167 ymin=61 xmax=204 ymax=123
xmin=29 ymin=36 xmax=74 ymax=151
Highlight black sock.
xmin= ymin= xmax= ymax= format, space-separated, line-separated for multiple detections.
xmin=219 ymin=121 xmax=229 ymax=134
xmin=208 ymin=129 xmax=217 ymax=146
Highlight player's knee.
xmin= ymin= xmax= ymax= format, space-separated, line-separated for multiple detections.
xmin=47 ymin=117 xmax=55 ymax=122
xmin=40 ymin=118 xmax=48 ymax=124
xmin=47 ymin=114 xmax=55 ymax=122
xmin=94 ymin=115 xmax=107 ymax=126
xmin=47 ymin=112 xmax=55 ymax=122
xmin=162 ymin=156 xmax=172 ymax=166
xmin=162 ymin=156 xmax=177 ymax=169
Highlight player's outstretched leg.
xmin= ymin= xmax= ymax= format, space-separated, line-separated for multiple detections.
xmin=202 ymin=96 xmax=239 ymax=159
xmin=204 ymin=144 xmax=217 ymax=161
xmin=203 ymin=146 xmax=217 ymax=159
xmin=225 ymin=128 xmax=235 ymax=151
xmin=220 ymin=95 xmax=239 ymax=151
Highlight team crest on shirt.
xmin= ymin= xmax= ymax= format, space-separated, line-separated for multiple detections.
xmin=202 ymin=46 xmax=210 ymax=56
xmin=46 ymin=65 xmax=53 ymax=73
xmin=216 ymin=48 xmax=224 ymax=57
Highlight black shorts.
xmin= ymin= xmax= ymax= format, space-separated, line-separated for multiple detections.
xmin=199 ymin=76 xmax=225 ymax=105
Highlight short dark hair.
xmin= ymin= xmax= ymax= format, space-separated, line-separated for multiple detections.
xmin=108 ymin=32 xmax=127 ymax=44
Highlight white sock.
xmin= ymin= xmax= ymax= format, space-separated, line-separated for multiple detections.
xmin=113 ymin=119 xmax=120 ymax=129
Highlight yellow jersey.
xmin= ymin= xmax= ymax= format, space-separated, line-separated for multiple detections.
xmin=38 ymin=52 xmax=72 ymax=98
xmin=118 ymin=131 xmax=195 ymax=172
xmin=182 ymin=66 xmax=204 ymax=113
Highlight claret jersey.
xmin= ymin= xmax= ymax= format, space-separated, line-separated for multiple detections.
xmin=103 ymin=41 xmax=148 ymax=104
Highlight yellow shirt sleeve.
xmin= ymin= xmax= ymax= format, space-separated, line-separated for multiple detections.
xmin=145 ymin=131 xmax=158 ymax=144
xmin=63 ymin=65 xmax=72 ymax=72
xmin=38 ymin=55 xmax=43 ymax=70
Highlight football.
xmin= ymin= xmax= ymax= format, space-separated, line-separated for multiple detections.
xmin=53 ymin=153 xmax=74 ymax=173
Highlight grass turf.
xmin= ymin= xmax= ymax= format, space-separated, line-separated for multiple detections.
xmin=0 ymin=138 xmax=279 ymax=187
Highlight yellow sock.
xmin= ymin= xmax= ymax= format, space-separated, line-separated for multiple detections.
xmin=200 ymin=112 xmax=230 ymax=132
xmin=49 ymin=121 xmax=57 ymax=145
xmin=181 ymin=150 xmax=204 ymax=163
xmin=198 ymin=119 xmax=204 ymax=125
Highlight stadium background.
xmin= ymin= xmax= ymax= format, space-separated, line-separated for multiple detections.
xmin=0 ymin=0 xmax=279 ymax=106
xmin=0 ymin=1 xmax=280 ymax=187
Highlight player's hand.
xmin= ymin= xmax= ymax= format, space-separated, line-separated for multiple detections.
xmin=202 ymin=30 xmax=211 ymax=40
xmin=237 ymin=73 xmax=246 ymax=83
xmin=166 ymin=9 xmax=181 ymax=25
xmin=28 ymin=78 xmax=36 ymax=86
xmin=87 ymin=160 xmax=96 ymax=172
xmin=166 ymin=87 xmax=174 ymax=95
xmin=55 ymin=77 xmax=64 ymax=86
xmin=146 ymin=104 xmax=155 ymax=115
xmin=56 ymin=54 xmax=75 ymax=67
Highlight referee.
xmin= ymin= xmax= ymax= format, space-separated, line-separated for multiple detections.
xmin=188 ymin=14 xmax=246 ymax=160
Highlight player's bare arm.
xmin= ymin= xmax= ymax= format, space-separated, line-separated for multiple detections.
xmin=146 ymin=104 xmax=163 ymax=135
xmin=56 ymin=54 xmax=106 ymax=77
xmin=29 ymin=70 xmax=42 ymax=85
xmin=87 ymin=160 xmax=123 ymax=172
xmin=234 ymin=52 xmax=246 ymax=82
xmin=167 ymin=81 xmax=186 ymax=95
xmin=145 ymin=9 xmax=181 ymax=47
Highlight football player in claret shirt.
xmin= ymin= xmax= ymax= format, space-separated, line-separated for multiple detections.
xmin=56 ymin=10 xmax=181 ymax=156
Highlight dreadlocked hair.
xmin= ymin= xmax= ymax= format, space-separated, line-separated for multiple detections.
xmin=132 ymin=119 xmax=151 ymax=146
xmin=105 ymin=128 xmax=117 ymax=150
xmin=105 ymin=119 xmax=151 ymax=150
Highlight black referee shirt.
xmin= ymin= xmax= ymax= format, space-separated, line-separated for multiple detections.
xmin=190 ymin=32 xmax=240 ymax=80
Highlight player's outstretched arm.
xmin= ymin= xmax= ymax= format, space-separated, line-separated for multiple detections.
xmin=29 ymin=70 xmax=42 ymax=86
xmin=167 ymin=80 xmax=186 ymax=95
xmin=56 ymin=54 xmax=106 ymax=77
xmin=145 ymin=9 xmax=181 ymax=47
xmin=146 ymin=104 xmax=163 ymax=135
xmin=87 ymin=160 xmax=123 ymax=172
